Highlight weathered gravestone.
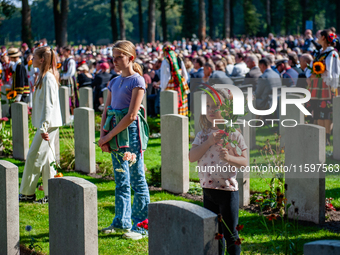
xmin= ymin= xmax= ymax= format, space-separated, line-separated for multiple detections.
xmin=161 ymin=114 xmax=189 ymax=193
xmin=12 ymin=102 xmax=29 ymax=160
xmin=149 ymin=200 xmax=218 ymax=255
xmin=59 ymin=86 xmax=70 ymax=125
xmin=285 ymin=124 xmax=325 ymax=224
xmin=304 ymin=240 xmax=340 ymax=255
xmin=79 ymin=87 xmax=93 ymax=109
xmin=49 ymin=177 xmax=98 ymax=255
xmin=333 ymin=96 xmax=340 ymax=160
xmin=160 ymin=90 xmax=178 ymax=116
xmin=0 ymin=160 xmax=19 ymax=255
xmin=74 ymin=107 xmax=96 ymax=173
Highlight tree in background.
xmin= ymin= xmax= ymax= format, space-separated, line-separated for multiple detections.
xmin=118 ymin=0 xmax=126 ymax=40
xmin=198 ymin=0 xmax=206 ymax=41
xmin=53 ymin=0 xmax=68 ymax=47
xmin=284 ymin=0 xmax=300 ymax=35
xmin=243 ymin=0 xmax=260 ymax=36
xmin=148 ymin=0 xmax=156 ymax=43
xmin=138 ymin=0 xmax=143 ymax=43
xmin=208 ymin=0 xmax=214 ymax=39
xmin=111 ymin=0 xmax=118 ymax=42
xmin=21 ymin=0 xmax=32 ymax=48
xmin=160 ymin=0 xmax=167 ymax=41
xmin=181 ymin=0 xmax=197 ymax=39
xmin=223 ymin=0 xmax=231 ymax=38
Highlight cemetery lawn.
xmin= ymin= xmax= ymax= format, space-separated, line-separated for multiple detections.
xmin=10 ymin=122 xmax=340 ymax=254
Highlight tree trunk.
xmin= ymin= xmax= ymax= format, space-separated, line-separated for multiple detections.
xmin=208 ymin=0 xmax=214 ymax=39
xmin=198 ymin=0 xmax=206 ymax=42
xmin=224 ymin=0 xmax=230 ymax=38
xmin=57 ymin=0 xmax=68 ymax=47
xmin=230 ymin=0 xmax=234 ymax=37
xmin=160 ymin=0 xmax=167 ymax=42
xmin=111 ymin=0 xmax=118 ymax=42
xmin=138 ymin=0 xmax=143 ymax=43
xmin=53 ymin=0 xmax=61 ymax=46
xmin=21 ymin=0 xmax=32 ymax=48
xmin=118 ymin=0 xmax=126 ymax=40
xmin=148 ymin=0 xmax=156 ymax=43
xmin=266 ymin=0 xmax=271 ymax=33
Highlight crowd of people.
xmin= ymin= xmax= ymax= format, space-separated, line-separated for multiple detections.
xmin=3 ymin=27 xmax=340 ymax=253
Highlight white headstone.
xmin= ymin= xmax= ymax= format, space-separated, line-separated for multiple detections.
xmin=12 ymin=102 xmax=29 ymax=160
xmin=161 ymin=114 xmax=189 ymax=193
xmin=160 ymin=90 xmax=178 ymax=116
xmin=59 ymin=86 xmax=70 ymax=125
xmin=79 ymin=87 xmax=93 ymax=109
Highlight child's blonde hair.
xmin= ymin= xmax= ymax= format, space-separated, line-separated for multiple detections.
xmin=112 ymin=40 xmax=143 ymax=76
xmin=34 ymin=46 xmax=59 ymax=89
xmin=199 ymin=87 xmax=230 ymax=133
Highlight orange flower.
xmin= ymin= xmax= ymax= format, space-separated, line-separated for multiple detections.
xmin=28 ymin=60 xmax=32 ymax=66
xmin=234 ymin=238 xmax=244 ymax=245
xmin=7 ymin=90 xmax=17 ymax=99
xmin=313 ymin=61 xmax=325 ymax=75
xmin=54 ymin=172 xmax=63 ymax=178
xmin=57 ymin=63 xmax=62 ymax=69
xmin=281 ymin=149 xmax=284 ymax=154
xmin=236 ymin=224 xmax=244 ymax=231
xmin=0 ymin=69 xmax=2 ymax=74
xmin=267 ymin=214 xmax=277 ymax=221
xmin=5 ymin=88 xmax=11 ymax=92
xmin=215 ymin=233 xmax=223 ymax=240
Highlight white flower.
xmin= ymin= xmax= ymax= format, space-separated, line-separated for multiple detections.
xmin=115 ymin=168 xmax=125 ymax=173
xmin=129 ymin=159 xmax=137 ymax=167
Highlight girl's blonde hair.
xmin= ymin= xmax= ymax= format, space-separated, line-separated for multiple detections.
xmin=112 ymin=40 xmax=143 ymax=76
xmin=199 ymin=87 xmax=231 ymax=133
xmin=34 ymin=46 xmax=59 ymax=89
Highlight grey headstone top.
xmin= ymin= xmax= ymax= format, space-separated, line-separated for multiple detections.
xmin=0 ymin=160 xmax=18 ymax=170
xmin=304 ymin=240 xmax=340 ymax=255
xmin=151 ymin=200 xmax=216 ymax=219
xmin=161 ymin=114 xmax=188 ymax=119
xmin=50 ymin=177 xmax=96 ymax=189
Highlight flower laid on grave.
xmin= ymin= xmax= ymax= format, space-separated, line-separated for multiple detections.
xmin=25 ymin=225 xmax=42 ymax=253
xmin=137 ymin=219 xmax=148 ymax=230
xmin=326 ymin=198 xmax=336 ymax=211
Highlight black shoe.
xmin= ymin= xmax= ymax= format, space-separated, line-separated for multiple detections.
xmin=33 ymin=196 xmax=48 ymax=204
xmin=19 ymin=194 xmax=36 ymax=202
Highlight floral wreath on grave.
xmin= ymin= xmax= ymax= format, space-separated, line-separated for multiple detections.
xmin=200 ymin=83 xmax=248 ymax=156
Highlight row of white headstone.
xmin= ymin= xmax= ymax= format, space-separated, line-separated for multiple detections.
xmin=159 ymin=90 xmax=340 ymax=225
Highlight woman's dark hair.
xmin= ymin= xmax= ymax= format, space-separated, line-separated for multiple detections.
xmin=320 ymin=29 xmax=336 ymax=46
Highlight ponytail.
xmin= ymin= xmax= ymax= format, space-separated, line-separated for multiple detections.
xmin=133 ymin=62 xmax=143 ymax=76
xmin=50 ymin=48 xmax=60 ymax=85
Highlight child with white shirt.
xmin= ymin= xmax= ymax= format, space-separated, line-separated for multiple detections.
xmin=19 ymin=46 xmax=62 ymax=204
xmin=189 ymin=87 xmax=248 ymax=255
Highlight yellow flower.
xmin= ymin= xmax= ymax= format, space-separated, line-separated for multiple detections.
xmin=313 ymin=61 xmax=325 ymax=75
xmin=7 ymin=90 xmax=17 ymax=99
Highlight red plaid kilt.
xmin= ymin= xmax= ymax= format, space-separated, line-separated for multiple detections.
xmin=165 ymin=76 xmax=190 ymax=116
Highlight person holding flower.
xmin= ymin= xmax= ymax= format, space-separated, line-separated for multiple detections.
xmin=19 ymin=46 xmax=62 ymax=204
xmin=98 ymin=40 xmax=150 ymax=240
xmin=306 ymin=29 xmax=340 ymax=145
xmin=189 ymin=87 xmax=248 ymax=255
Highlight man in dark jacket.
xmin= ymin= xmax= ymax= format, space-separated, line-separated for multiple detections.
xmin=92 ymin=62 xmax=112 ymax=111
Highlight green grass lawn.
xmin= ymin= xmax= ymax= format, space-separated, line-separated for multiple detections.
xmin=6 ymin=116 xmax=340 ymax=254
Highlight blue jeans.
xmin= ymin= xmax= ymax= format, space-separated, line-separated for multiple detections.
xmin=110 ymin=120 xmax=150 ymax=233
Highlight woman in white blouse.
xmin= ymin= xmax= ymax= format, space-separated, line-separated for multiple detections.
xmin=19 ymin=46 xmax=62 ymax=204
xmin=306 ymin=29 xmax=340 ymax=145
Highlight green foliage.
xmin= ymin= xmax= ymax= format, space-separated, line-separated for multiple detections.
xmin=181 ymin=0 xmax=198 ymax=38
xmin=0 ymin=119 xmax=12 ymax=155
xmin=187 ymin=181 xmax=203 ymax=196
xmin=243 ymin=0 xmax=260 ymax=36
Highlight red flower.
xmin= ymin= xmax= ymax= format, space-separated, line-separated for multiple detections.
xmin=267 ymin=214 xmax=277 ymax=221
xmin=234 ymin=238 xmax=244 ymax=245
xmin=320 ymin=101 xmax=326 ymax=108
xmin=137 ymin=219 xmax=149 ymax=230
xmin=215 ymin=233 xmax=223 ymax=240
xmin=236 ymin=224 xmax=244 ymax=231
xmin=0 ymin=117 xmax=9 ymax=122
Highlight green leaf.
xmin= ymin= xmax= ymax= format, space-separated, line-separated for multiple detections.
xmin=230 ymin=142 xmax=236 ymax=148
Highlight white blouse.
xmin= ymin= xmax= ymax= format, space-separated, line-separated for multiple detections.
xmin=160 ymin=59 xmax=189 ymax=91
xmin=306 ymin=46 xmax=340 ymax=89
xmin=32 ymin=72 xmax=62 ymax=133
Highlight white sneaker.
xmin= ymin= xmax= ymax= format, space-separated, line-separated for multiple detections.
xmin=101 ymin=225 xmax=130 ymax=234
xmin=98 ymin=104 xmax=105 ymax=111
xmin=122 ymin=231 xmax=146 ymax=240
